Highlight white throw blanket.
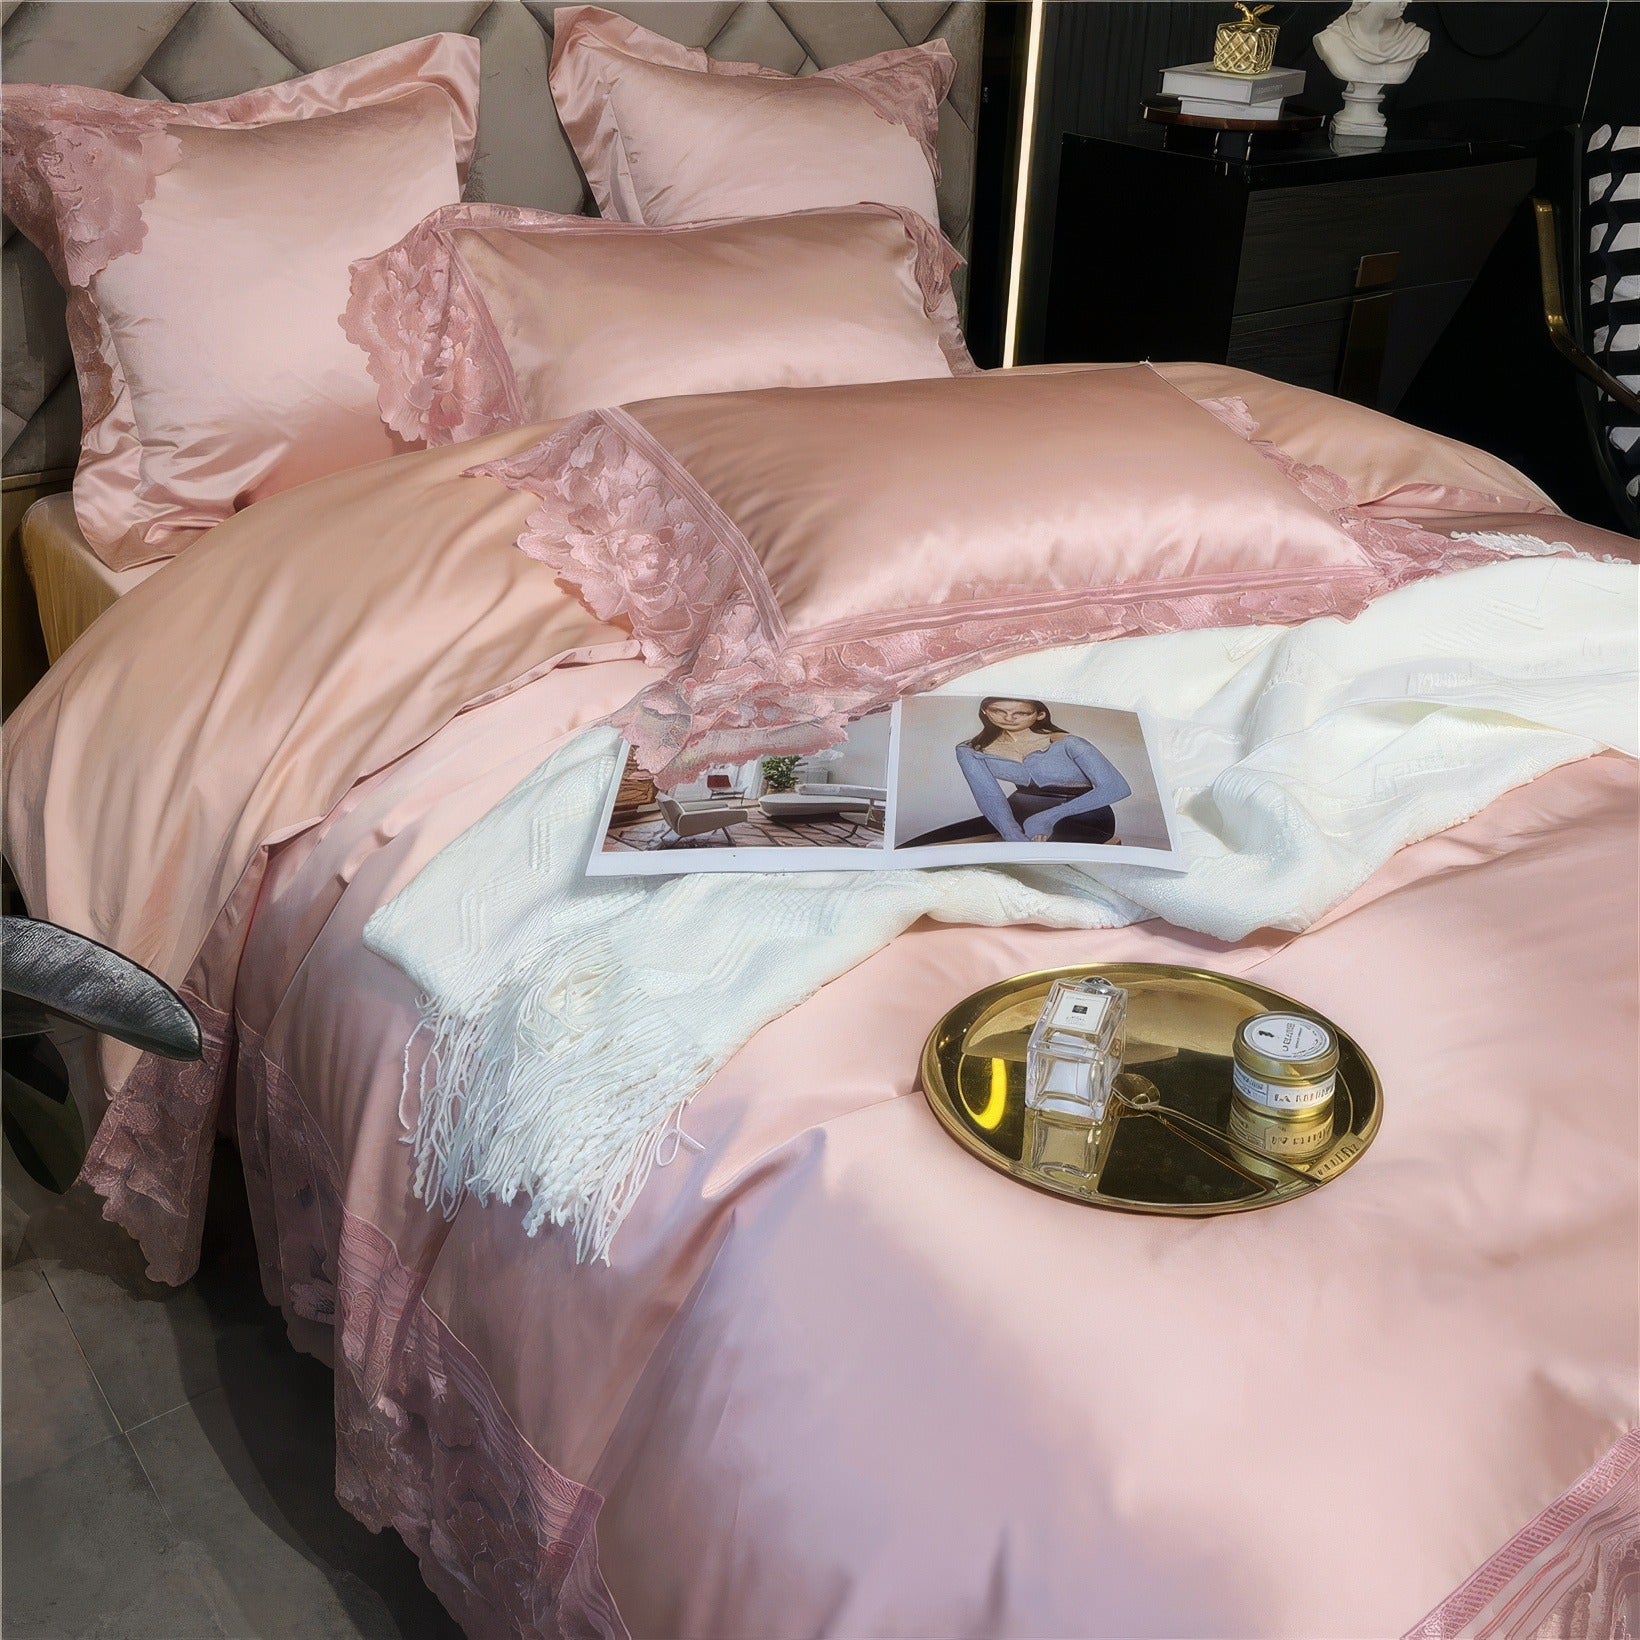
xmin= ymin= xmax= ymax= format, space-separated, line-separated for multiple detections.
xmin=366 ymin=554 xmax=1638 ymax=1262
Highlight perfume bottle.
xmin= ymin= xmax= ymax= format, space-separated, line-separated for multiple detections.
xmin=1023 ymin=978 xmax=1128 ymax=1187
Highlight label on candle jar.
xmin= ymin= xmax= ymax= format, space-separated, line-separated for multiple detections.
xmin=1241 ymin=1013 xmax=1330 ymax=1063
xmin=1233 ymin=1061 xmax=1336 ymax=1111
xmin=1232 ymin=1012 xmax=1337 ymax=1113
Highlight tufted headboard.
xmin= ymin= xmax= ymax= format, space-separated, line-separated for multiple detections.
xmin=0 ymin=0 xmax=983 ymax=480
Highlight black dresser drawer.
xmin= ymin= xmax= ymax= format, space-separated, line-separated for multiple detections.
xmin=1043 ymin=130 xmax=1542 ymax=411
xmin=1228 ymin=299 xmax=1352 ymax=393
xmin=1233 ymin=160 xmax=1536 ymax=313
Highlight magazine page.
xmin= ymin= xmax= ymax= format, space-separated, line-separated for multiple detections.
xmin=587 ymin=693 xmax=1184 ymax=877
xmin=887 ymin=694 xmax=1182 ymax=868
xmin=588 ymin=709 xmax=894 ymax=876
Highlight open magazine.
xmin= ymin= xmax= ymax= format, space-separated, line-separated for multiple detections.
xmin=588 ymin=693 xmax=1184 ymax=877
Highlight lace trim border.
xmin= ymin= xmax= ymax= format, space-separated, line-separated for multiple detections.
xmin=1401 ymin=1428 xmax=1640 ymax=1639
xmin=471 ymin=394 xmax=1542 ymax=788
xmin=234 ymin=1018 xmax=628 ymax=1640
xmin=342 ymin=200 xmax=973 ymax=448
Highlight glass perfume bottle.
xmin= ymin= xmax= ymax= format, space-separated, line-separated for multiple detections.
xmin=1023 ymin=977 xmax=1128 ymax=1188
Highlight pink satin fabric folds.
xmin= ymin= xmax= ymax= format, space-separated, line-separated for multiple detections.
xmin=548 ymin=5 xmax=952 ymax=229
xmin=235 ymin=697 xmax=1638 ymax=1639
xmin=342 ymin=203 xmax=971 ymax=448
xmin=472 ymin=366 xmax=1535 ymax=784
xmin=3 ymin=359 xmax=1635 ymax=1634
xmin=0 ymin=35 xmax=479 ymax=568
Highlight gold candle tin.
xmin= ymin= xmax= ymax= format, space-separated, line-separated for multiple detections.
xmin=1213 ymin=4 xmax=1279 ymax=76
xmin=1231 ymin=1012 xmax=1338 ymax=1116
xmin=1227 ymin=1097 xmax=1334 ymax=1162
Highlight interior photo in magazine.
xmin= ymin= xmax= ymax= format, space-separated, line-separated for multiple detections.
xmin=591 ymin=709 xmax=893 ymax=873
xmin=588 ymin=693 xmax=1182 ymax=876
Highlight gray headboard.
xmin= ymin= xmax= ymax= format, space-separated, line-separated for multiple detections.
xmin=0 ymin=0 xmax=982 ymax=479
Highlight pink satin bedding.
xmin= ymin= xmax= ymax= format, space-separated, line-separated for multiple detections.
xmin=478 ymin=366 xmax=1541 ymax=786
xmin=4 ymin=363 xmax=1636 ymax=1636
xmin=343 ymin=202 xmax=970 ymax=448
xmin=548 ymin=6 xmax=952 ymax=233
xmin=232 ymin=687 xmax=1637 ymax=1638
xmin=0 ymin=35 xmax=480 ymax=567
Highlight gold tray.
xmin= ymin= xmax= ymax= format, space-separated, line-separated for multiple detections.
xmin=920 ymin=963 xmax=1380 ymax=1215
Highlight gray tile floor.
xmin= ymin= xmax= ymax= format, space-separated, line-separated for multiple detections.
xmin=2 ymin=1141 xmax=461 ymax=1639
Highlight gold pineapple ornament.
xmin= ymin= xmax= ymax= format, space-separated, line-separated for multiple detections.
xmin=1213 ymin=3 xmax=1280 ymax=76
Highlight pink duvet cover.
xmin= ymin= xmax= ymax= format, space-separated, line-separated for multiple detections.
xmin=4 ymin=366 xmax=1635 ymax=1637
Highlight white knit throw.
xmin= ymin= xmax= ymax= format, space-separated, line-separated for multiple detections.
xmin=366 ymin=553 xmax=1638 ymax=1262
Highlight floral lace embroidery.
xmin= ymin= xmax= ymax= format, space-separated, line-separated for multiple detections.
xmin=825 ymin=42 xmax=955 ymax=185
xmin=341 ymin=215 xmax=516 ymax=447
xmin=875 ymin=201 xmax=975 ymax=374
xmin=471 ymin=416 xmax=760 ymax=668
xmin=1195 ymin=394 xmax=1260 ymax=441
xmin=479 ymin=397 xmax=1592 ymax=789
xmin=345 ymin=202 xmax=973 ymax=445
xmin=1402 ymin=1429 xmax=1640 ymax=1640
xmin=63 ymin=287 xmax=118 ymax=429
xmin=234 ymin=1023 xmax=625 ymax=1639
xmin=1 ymin=92 xmax=182 ymax=286
xmin=4 ymin=89 xmax=191 ymax=494
xmin=76 ymin=990 xmax=230 ymax=1288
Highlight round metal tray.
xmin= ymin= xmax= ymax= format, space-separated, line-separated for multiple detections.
xmin=920 ymin=963 xmax=1381 ymax=1216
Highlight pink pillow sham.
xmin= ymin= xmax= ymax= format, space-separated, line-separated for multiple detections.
xmin=343 ymin=202 xmax=973 ymax=446
xmin=1154 ymin=362 xmax=1556 ymax=516
xmin=470 ymin=366 xmax=1448 ymax=783
xmin=548 ymin=5 xmax=953 ymax=230
xmin=0 ymin=35 xmax=479 ymax=569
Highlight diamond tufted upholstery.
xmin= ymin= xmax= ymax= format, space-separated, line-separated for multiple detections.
xmin=0 ymin=0 xmax=981 ymax=477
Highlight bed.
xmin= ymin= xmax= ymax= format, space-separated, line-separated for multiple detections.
xmin=3 ymin=8 xmax=1636 ymax=1640
xmin=17 ymin=493 xmax=160 ymax=660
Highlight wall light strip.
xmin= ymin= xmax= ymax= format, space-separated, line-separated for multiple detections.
xmin=1001 ymin=0 xmax=1047 ymax=369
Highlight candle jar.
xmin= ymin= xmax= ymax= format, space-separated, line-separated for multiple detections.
xmin=1231 ymin=1012 xmax=1338 ymax=1117
xmin=1024 ymin=977 xmax=1127 ymax=1186
xmin=1227 ymin=1097 xmax=1335 ymax=1163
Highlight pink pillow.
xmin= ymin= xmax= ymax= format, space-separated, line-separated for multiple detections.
xmin=343 ymin=202 xmax=973 ymax=446
xmin=0 ymin=36 xmax=479 ymax=569
xmin=470 ymin=366 xmax=1431 ymax=783
xmin=1153 ymin=362 xmax=1555 ymax=516
xmin=548 ymin=5 xmax=952 ymax=229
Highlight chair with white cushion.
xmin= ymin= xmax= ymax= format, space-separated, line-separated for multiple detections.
xmin=653 ymin=794 xmax=744 ymax=846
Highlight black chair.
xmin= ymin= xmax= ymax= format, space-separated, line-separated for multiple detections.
xmin=2 ymin=916 xmax=200 ymax=1191
xmin=1534 ymin=122 xmax=1640 ymax=536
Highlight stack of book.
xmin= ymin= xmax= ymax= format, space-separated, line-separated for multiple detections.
xmin=1160 ymin=62 xmax=1304 ymax=122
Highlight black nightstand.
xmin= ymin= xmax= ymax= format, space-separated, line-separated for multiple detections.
xmin=1043 ymin=125 xmax=1544 ymax=412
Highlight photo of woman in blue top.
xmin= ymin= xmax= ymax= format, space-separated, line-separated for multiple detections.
xmin=907 ymin=698 xmax=1132 ymax=846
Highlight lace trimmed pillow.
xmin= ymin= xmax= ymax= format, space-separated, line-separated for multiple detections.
xmin=469 ymin=365 xmax=1503 ymax=785
xmin=549 ymin=5 xmax=954 ymax=230
xmin=0 ymin=36 xmax=479 ymax=569
xmin=342 ymin=203 xmax=974 ymax=448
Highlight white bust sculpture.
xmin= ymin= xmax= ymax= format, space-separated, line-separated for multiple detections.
xmin=1316 ymin=1 xmax=1431 ymax=144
